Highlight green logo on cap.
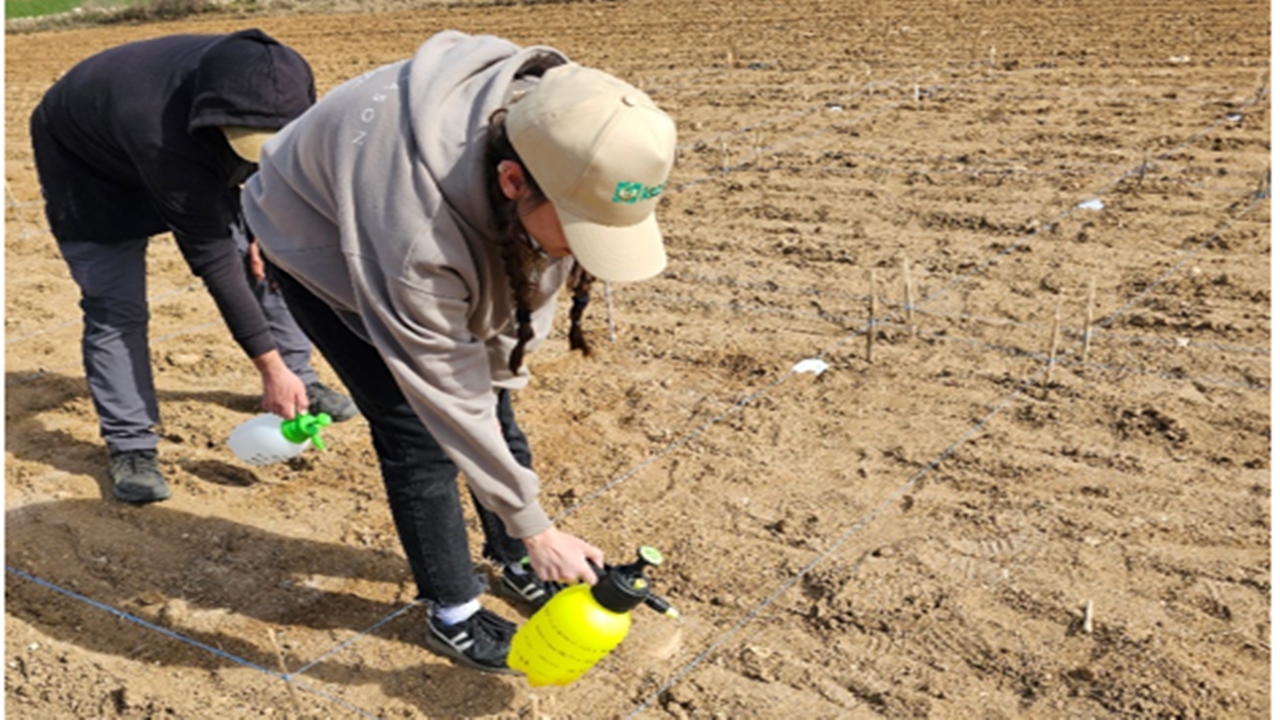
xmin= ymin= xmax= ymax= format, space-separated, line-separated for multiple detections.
xmin=613 ymin=181 xmax=665 ymax=204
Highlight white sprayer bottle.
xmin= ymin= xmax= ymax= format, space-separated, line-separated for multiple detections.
xmin=228 ymin=411 xmax=331 ymax=465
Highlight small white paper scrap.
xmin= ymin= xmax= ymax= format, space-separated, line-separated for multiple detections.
xmin=1078 ymin=198 xmax=1105 ymax=210
xmin=792 ymin=358 xmax=829 ymax=376
xmin=1227 ymin=113 xmax=1243 ymax=122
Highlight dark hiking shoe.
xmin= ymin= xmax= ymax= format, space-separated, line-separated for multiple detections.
xmin=306 ymin=381 xmax=358 ymax=422
xmin=109 ymin=450 xmax=171 ymax=504
xmin=498 ymin=560 xmax=564 ymax=611
xmin=424 ymin=607 xmax=519 ymax=675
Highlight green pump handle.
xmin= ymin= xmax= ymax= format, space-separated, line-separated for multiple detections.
xmin=279 ymin=412 xmax=332 ymax=450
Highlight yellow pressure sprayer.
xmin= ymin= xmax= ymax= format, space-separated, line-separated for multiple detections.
xmin=508 ymin=546 xmax=677 ymax=686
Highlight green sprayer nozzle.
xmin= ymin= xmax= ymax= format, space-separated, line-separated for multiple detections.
xmin=280 ymin=412 xmax=332 ymax=450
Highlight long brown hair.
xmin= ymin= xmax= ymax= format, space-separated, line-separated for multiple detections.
xmin=484 ymin=65 xmax=595 ymax=375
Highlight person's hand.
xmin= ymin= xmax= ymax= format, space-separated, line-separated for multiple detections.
xmin=523 ymin=527 xmax=605 ymax=585
xmin=247 ymin=237 xmax=267 ymax=283
xmin=253 ymin=350 xmax=308 ymax=418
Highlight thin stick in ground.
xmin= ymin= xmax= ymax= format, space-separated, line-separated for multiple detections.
xmin=901 ymin=255 xmax=916 ymax=338
xmin=867 ymin=267 xmax=877 ymax=363
xmin=603 ymin=281 xmax=617 ymax=343
xmin=1082 ymin=278 xmax=1096 ymax=364
xmin=268 ymin=628 xmax=304 ymax=714
xmin=1046 ymin=293 xmax=1063 ymax=383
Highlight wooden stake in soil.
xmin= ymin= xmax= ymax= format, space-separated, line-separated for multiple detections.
xmin=901 ymin=255 xmax=917 ymax=338
xmin=1082 ymin=278 xmax=1096 ymax=364
xmin=267 ymin=628 xmax=303 ymax=713
xmin=1046 ymin=293 xmax=1063 ymax=383
xmin=603 ymin=281 xmax=617 ymax=343
xmin=867 ymin=267 xmax=878 ymax=363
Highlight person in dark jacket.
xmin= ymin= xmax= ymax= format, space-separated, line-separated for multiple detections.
xmin=30 ymin=29 xmax=357 ymax=505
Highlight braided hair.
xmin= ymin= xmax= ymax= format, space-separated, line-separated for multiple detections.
xmin=485 ymin=73 xmax=595 ymax=375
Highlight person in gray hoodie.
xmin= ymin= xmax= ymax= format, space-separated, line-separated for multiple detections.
xmin=29 ymin=30 xmax=358 ymax=505
xmin=242 ymin=30 xmax=677 ymax=673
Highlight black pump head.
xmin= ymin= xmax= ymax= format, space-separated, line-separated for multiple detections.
xmin=590 ymin=547 xmax=672 ymax=615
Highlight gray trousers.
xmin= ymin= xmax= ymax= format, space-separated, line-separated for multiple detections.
xmin=57 ymin=230 xmax=317 ymax=454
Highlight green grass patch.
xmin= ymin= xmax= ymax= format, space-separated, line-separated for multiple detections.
xmin=5 ymin=0 xmax=154 ymax=20
xmin=6 ymin=0 xmax=84 ymax=19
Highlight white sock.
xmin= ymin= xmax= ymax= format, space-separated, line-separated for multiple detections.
xmin=434 ymin=599 xmax=481 ymax=626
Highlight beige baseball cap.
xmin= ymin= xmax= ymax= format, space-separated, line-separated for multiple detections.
xmin=507 ymin=64 xmax=677 ymax=283
xmin=221 ymin=125 xmax=276 ymax=163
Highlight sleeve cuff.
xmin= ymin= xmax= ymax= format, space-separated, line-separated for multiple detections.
xmin=504 ymin=502 xmax=553 ymax=540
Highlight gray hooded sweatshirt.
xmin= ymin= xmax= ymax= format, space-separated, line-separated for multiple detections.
xmin=243 ymin=31 xmax=573 ymax=538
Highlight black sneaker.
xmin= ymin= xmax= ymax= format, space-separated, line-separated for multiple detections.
xmin=306 ymin=381 xmax=358 ymax=422
xmin=108 ymin=450 xmax=171 ymax=504
xmin=499 ymin=561 xmax=563 ymax=611
xmin=424 ymin=607 xmax=519 ymax=674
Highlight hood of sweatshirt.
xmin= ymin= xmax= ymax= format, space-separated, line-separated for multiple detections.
xmin=408 ymin=33 xmax=566 ymax=242
xmin=244 ymin=31 xmax=575 ymax=537
xmin=188 ymin=28 xmax=316 ymax=134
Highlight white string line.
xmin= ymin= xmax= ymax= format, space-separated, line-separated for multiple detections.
xmin=611 ymin=292 xmax=1268 ymax=391
xmin=1091 ymin=194 xmax=1271 ymax=336
xmin=771 ymin=142 xmax=1264 ymax=178
xmin=5 ymin=320 xmax=220 ymax=387
xmin=841 ymin=102 xmax=1271 ymax=336
xmin=3 ymin=178 xmax=216 ymax=348
xmin=677 ymin=70 xmax=1267 ymax=190
xmin=662 ymin=54 xmax=1268 ymax=197
xmin=620 ymin=287 xmax=1268 ymax=363
xmin=627 ymin=280 xmax=1269 ymax=353
xmin=675 ymin=69 xmax=1263 ymax=182
xmin=5 ymin=181 xmax=44 ymax=241
xmin=792 ymin=161 xmax=1259 ymax=196
xmin=670 ymin=62 xmax=1047 ymax=188
xmin=637 ymin=276 xmax=1270 ymax=357
xmin=623 ymin=166 xmax=1270 ymax=720
xmin=686 ymin=97 xmax=1264 ymax=196
xmin=6 ymin=282 xmax=205 ymax=346
xmin=670 ymin=72 xmax=1008 ymax=184
xmin=670 ymin=63 xmax=960 ymax=153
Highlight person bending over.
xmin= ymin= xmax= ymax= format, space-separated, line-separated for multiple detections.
xmin=243 ymin=31 xmax=677 ymax=673
xmin=31 ymin=29 xmax=358 ymax=504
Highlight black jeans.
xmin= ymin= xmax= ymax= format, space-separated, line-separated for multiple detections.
xmin=271 ymin=266 xmax=529 ymax=606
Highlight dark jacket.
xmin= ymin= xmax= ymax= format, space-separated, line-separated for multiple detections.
xmin=30 ymin=29 xmax=315 ymax=358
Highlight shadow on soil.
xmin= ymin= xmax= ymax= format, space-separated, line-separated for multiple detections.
xmin=6 ymin=498 xmax=517 ymax=715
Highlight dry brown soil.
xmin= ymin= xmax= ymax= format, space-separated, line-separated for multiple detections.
xmin=4 ymin=1 xmax=1272 ymax=718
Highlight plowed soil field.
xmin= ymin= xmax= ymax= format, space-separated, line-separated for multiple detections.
xmin=5 ymin=1 xmax=1271 ymax=718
